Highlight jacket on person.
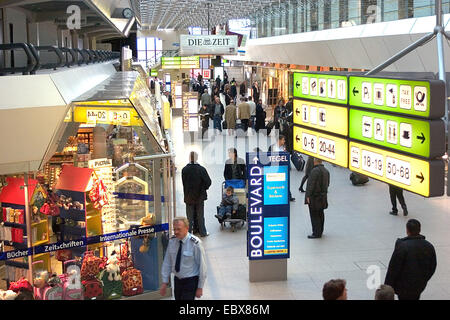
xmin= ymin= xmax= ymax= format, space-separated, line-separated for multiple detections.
xmin=220 ymin=193 xmax=239 ymax=211
xmin=224 ymin=158 xmax=246 ymax=181
xmin=255 ymin=103 xmax=266 ymax=131
xmin=211 ymin=102 xmax=225 ymax=120
xmin=198 ymin=107 xmax=210 ymax=128
xmin=182 ymin=163 xmax=212 ymax=204
xmin=201 ymin=92 xmax=212 ymax=107
xmin=237 ymin=102 xmax=250 ymax=120
xmin=305 ymin=164 xmax=330 ymax=208
xmin=225 ymin=104 xmax=237 ymax=129
xmin=385 ymin=235 xmax=437 ymax=297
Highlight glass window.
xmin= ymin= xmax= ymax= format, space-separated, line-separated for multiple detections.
xmin=137 ymin=51 xmax=147 ymax=61
xmin=137 ymin=37 xmax=146 ymax=51
xmin=348 ymin=0 xmax=361 ymax=25
xmin=414 ymin=0 xmax=434 ymax=18
xmin=384 ymin=0 xmax=399 ymax=21
xmin=146 ymin=38 xmax=155 ymax=51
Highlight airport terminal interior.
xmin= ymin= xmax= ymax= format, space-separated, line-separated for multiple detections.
xmin=0 ymin=0 xmax=449 ymax=301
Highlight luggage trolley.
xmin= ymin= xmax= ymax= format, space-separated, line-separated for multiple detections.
xmin=216 ymin=180 xmax=247 ymax=232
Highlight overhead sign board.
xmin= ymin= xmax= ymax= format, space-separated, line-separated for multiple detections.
xmin=349 ymin=109 xmax=445 ymax=159
xmin=161 ymin=56 xmax=200 ymax=69
xmin=349 ymin=141 xmax=445 ymax=197
xmin=180 ymin=35 xmax=239 ymax=56
xmin=74 ymin=107 xmax=142 ymax=126
xmin=293 ymin=126 xmax=348 ymax=168
xmin=293 ymin=99 xmax=348 ymax=137
xmin=293 ymin=73 xmax=348 ymax=105
xmin=246 ymin=152 xmax=290 ymax=261
xmin=349 ymin=76 xmax=445 ymax=119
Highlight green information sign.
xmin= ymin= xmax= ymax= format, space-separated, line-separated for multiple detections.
xmin=348 ymin=76 xmax=445 ymax=119
xmin=293 ymin=73 xmax=348 ymax=105
xmin=349 ymin=109 xmax=445 ymax=159
xmin=150 ymin=69 xmax=158 ymax=77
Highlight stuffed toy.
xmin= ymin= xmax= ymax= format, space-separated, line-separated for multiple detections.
xmin=106 ymin=252 xmax=122 ymax=281
xmin=0 ymin=290 xmax=18 ymax=300
xmin=139 ymin=214 xmax=156 ymax=253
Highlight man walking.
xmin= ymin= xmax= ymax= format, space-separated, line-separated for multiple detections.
xmin=160 ymin=216 xmax=207 ymax=300
xmin=385 ymin=219 xmax=437 ymax=300
xmin=201 ymin=88 xmax=212 ymax=111
xmin=389 ymin=184 xmax=408 ymax=216
xmin=305 ymin=158 xmax=330 ymax=239
xmin=247 ymin=96 xmax=257 ymax=131
xmin=182 ymin=152 xmax=211 ymax=237
xmin=237 ymin=97 xmax=250 ymax=132
xmin=212 ymin=96 xmax=225 ymax=133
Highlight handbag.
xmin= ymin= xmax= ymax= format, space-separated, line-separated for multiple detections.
xmin=222 ymin=120 xmax=228 ymax=129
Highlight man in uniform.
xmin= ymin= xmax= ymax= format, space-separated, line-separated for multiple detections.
xmin=160 ymin=216 xmax=207 ymax=300
xmin=305 ymin=158 xmax=330 ymax=239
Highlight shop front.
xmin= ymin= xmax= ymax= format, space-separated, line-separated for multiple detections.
xmin=0 ymin=66 xmax=175 ymax=300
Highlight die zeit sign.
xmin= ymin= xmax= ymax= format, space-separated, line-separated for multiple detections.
xmin=349 ymin=76 xmax=445 ymax=119
xmin=293 ymin=99 xmax=349 ymax=136
xmin=349 ymin=109 xmax=445 ymax=159
xmin=349 ymin=141 xmax=445 ymax=197
xmin=293 ymin=72 xmax=348 ymax=105
xmin=293 ymin=126 xmax=348 ymax=168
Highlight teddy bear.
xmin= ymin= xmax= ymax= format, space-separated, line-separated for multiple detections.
xmin=106 ymin=252 xmax=122 ymax=282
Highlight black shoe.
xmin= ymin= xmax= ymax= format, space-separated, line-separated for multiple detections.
xmin=403 ymin=209 xmax=408 ymax=216
xmin=299 ymin=188 xmax=305 ymax=193
xmin=389 ymin=211 xmax=398 ymax=216
xmin=200 ymin=232 xmax=210 ymax=237
xmin=308 ymin=234 xmax=321 ymax=239
xmin=290 ymin=197 xmax=296 ymax=202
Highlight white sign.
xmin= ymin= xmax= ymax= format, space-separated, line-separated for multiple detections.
xmin=362 ymin=82 xmax=372 ymax=104
xmin=310 ymin=78 xmax=318 ymax=96
xmin=399 ymin=85 xmax=412 ymax=110
xmin=386 ymin=121 xmax=398 ymax=145
xmin=337 ymin=80 xmax=346 ymax=101
xmin=362 ymin=149 xmax=384 ymax=177
xmin=399 ymin=123 xmax=412 ymax=148
xmin=318 ymin=79 xmax=327 ymax=97
xmin=386 ymin=84 xmax=397 ymax=108
xmin=180 ymin=35 xmax=239 ymax=56
xmin=373 ymin=83 xmax=384 ymax=106
xmin=362 ymin=116 xmax=373 ymax=138
xmin=328 ymin=79 xmax=336 ymax=99
xmin=386 ymin=157 xmax=411 ymax=186
xmin=302 ymin=77 xmax=309 ymax=95
xmin=374 ymin=118 xmax=385 ymax=141
xmin=413 ymin=86 xmax=427 ymax=112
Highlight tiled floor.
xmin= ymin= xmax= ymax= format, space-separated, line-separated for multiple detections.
xmin=169 ymin=115 xmax=450 ymax=300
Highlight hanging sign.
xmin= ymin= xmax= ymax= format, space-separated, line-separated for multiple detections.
xmin=349 ymin=141 xmax=445 ymax=197
xmin=349 ymin=109 xmax=445 ymax=159
xmin=293 ymin=126 xmax=348 ymax=168
xmin=180 ymin=35 xmax=239 ymax=56
xmin=293 ymin=99 xmax=349 ymax=136
xmin=293 ymin=73 xmax=348 ymax=105
xmin=348 ymin=76 xmax=445 ymax=119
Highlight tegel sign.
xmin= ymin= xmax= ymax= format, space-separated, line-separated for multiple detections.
xmin=246 ymin=152 xmax=290 ymax=261
xmin=349 ymin=141 xmax=445 ymax=197
xmin=293 ymin=73 xmax=348 ymax=105
xmin=349 ymin=109 xmax=445 ymax=159
xmin=349 ymin=76 xmax=446 ymax=119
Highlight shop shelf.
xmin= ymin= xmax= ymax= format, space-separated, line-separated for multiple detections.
xmin=3 ymin=221 xmax=27 ymax=229
xmin=61 ymin=225 xmax=86 ymax=237
xmin=60 ymin=209 xmax=86 ymax=221
xmin=31 ymin=220 xmax=48 ymax=227
xmin=3 ymin=240 xmax=27 ymax=249
xmin=5 ymin=260 xmax=28 ymax=269
xmin=32 ymin=239 xmax=48 ymax=247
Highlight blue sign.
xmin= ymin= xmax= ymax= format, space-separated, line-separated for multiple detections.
xmin=246 ymin=152 xmax=290 ymax=261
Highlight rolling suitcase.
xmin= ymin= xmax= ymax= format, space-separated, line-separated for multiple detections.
xmin=291 ymin=152 xmax=305 ymax=171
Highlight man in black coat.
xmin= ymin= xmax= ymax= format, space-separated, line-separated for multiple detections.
xmin=299 ymin=156 xmax=315 ymax=193
xmin=385 ymin=219 xmax=437 ymax=300
xmin=305 ymin=158 xmax=330 ymax=239
xmin=182 ymin=152 xmax=212 ymax=237
xmin=223 ymin=148 xmax=246 ymax=181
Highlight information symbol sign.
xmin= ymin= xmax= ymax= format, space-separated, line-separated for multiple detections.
xmin=414 ymin=86 xmax=427 ymax=112
xmin=310 ymin=78 xmax=318 ymax=96
xmin=400 ymin=85 xmax=412 ymax=110
xmin=386 ymin=84 xmax=397 ymax=108
xmin=362 ymin=82 xmax=372 ymax=104
xmin=386 ymin=121 xmax=398 ymax=145
xmin=374 ymin=118 xmax=385 ymax=141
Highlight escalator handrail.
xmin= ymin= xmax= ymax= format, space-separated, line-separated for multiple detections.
xmin=35 ymin=45 xmax=65 ymax=70
xmin=60 ymin=47 xmax=78 ymax=67
xmin=0 ymin=43 xmax=36 ymax=75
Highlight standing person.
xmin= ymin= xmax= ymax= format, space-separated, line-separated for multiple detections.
xmin=230 ymin=78 xmax=237 ymax=102
xmin=273 ymin=99 xmax=285 ymax=130
xmin=224 ymin=148 xmax=246 ymax=181
xmin=305 ymin=158 xmax=330 ymax=239
xmin=252 ymin=81 xmax=260 ymax=103
xmin=322 ymin=279 xmax=347 ymax=300
xmin=239 ymin=81 xmax=246 ymax=98
xmin=212 ymin=96 xmax=225 ymax=133
xmin=215 ymin=75 xmax=221 ymax=89
xmin=224 ymin=101 xmax=237 ymax=136
xmin=255 ymin=99 xmax=266 ymax=133
xmin=160 ymin=216 xmax=207 ymax=300
xmin=247 ymin=96 xmax=257 ymax=131
xmin=199 ymin=104 xmax=210 ymax=139
xmin=197 ymin=72 xmax=203 ymax=83
xmin=224 ymin=87 xmax=233 ymax=106
xmin=182 ymin=152 xmax=212 ymax=237
xmin=389 ymin=184 xmax=408 ymax=216
xmin=384 ymin=219 xmax=437 ymax=300
xmin=299 ymin=156 xmax=315 ymax=193
xmin=237 ymin=97 xmax=250 ymax=132
xmin=200 ymin=89 xmax=212 ymax=111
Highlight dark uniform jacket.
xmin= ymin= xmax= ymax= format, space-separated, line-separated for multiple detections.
xmin=304 ymin=164 xmax=330 ymax=209
xmin=224 ymin=158 xmax=246 ymax=181
xmin=385 ymin=235 xmax=437 ymax=297
xmin=182 ymin=163 xmax=212 ymax=205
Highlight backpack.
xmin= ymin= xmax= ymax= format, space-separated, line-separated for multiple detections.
xmin=122 ymin=268 xmax=143 ymax=297
xmin=60 ymin=260 xmax=83 ymax=300
xmin=42 ymin=274 xmax=63 ymax=300
xmin=81 ymin=251 xmax=102 ymax=280
xmin=82 ymin=278 xmax=103 ymax=300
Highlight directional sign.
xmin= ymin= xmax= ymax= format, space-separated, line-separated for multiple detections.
xmin=294 ymin=99 xmax=348 ymax=136
xmin=349 ymin=109 xmax=445 ymax=159
xmin=349 ymin=76 xmax=446 ymax=119
xmin=293 ymin=73 xmax=348 ymax=105
xmin=293 ymin=126 xmax=348 ymax=168
xmin=349 ymin=141 xmax=444 ymax=197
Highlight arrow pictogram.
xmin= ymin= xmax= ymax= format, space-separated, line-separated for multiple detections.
xmin=295 ymin=108 xmax=300 ymax=116
xmin=416 ymin=132 xmax=426 ymax=144
xmin=416 ymin=172 xmax=425 ymax=183
xmin=296 ymin=81 xmax=300 ymax=89
xmin=295 ymin=135 xmax=300 ymax=143
xmin=352 ymin=87 xmax=359 ymax=96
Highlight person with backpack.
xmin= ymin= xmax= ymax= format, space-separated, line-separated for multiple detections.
xmin=305 ymin=158 xmax=330 ymax=239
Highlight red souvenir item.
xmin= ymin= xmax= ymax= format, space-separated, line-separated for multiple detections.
xmin=56 ymin=249 xmax=72 ymax=262
xmin=82 ymin=278 xmax=103 ymax=300
xmin=9 ymin=278 xmax=33 ymax=293
xmin=122 ymin=268 xmax=143 ymax=296
xmin=89 ymin=178 xmax=109 ymax=209
xmin=81 ymin=251 xmax=102 ymax=279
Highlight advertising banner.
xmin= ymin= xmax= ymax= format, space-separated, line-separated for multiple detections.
xmin=180 ymin=35 xmax=239 ymax=56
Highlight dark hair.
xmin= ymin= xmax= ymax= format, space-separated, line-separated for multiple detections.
xmin=406 ymin=219 xmax=421 ymax=236
xmin=279 ymin=134 xmax=286 ymax=141
xmin=375 ymin=285 xmax=395 ymax=300
xmin=226 ymin=186 xmax=234 ymax=193
xmin=248 ymin=96 xmax=252 ymax=101
xmin=14 ymin=289 xmax=34 ymax=300
xmin=228 ymin=148 xmax=238 ymax=159
xmin=189 ymin=151 xmax=198 ymax=164
xmin=323 ymin=279 xmax=346 ymax=300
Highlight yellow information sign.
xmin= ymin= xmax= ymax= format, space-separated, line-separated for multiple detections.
xmin=349 ymin=141 xmax=444 ymax=197
xmin=74 ymin=106 xmax=143 ymax=126
xmin=293 ymin=126 xmax=348 ymax=168
xmin=293 ymin=99 xmax=348 ymax=136
xmin=74 ymin=100 xmax=132 ymax=107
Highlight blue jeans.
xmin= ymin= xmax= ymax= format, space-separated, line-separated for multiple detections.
xmin=218 ymin=205 xmax=233 ymax=218
xmin=213 ymin=115 xmax=222 ymax=131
